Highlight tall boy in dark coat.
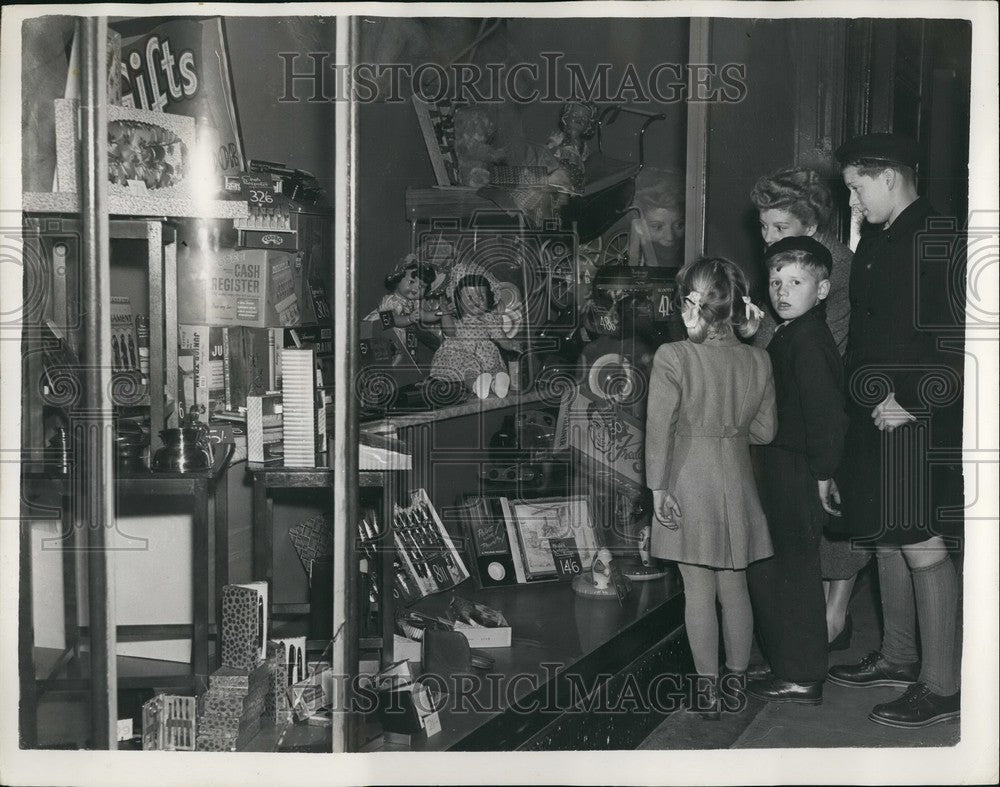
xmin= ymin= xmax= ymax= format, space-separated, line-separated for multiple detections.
xmin=828 ymin=133 xmax=963 ymax=729
xmin=746 ymin=235 xmax=850 ymax=705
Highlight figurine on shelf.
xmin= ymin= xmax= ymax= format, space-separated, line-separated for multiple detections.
xmin=454 ymin=107 xmax=507 ymax=188
xmin=363 ymin=255 xmax=441 ymax=364
xmin=591 ymin=548 xmax=614 ymax=591
xmin=430 ymin=274 xmax=519 ymax=400
xmin=546 ymin=100 xmax=599 ymax=193
xmin=572 ymin=546 xmax=630 ymax=599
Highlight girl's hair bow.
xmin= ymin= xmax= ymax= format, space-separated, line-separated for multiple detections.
xmin=682 ymin=290 xmax=703 ymax=329
xmin=742 ymin=295 xmax=764 ymax=322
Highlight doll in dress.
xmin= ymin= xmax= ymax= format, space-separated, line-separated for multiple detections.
xmin=430 ymin=274 xmax=519 ymax=399
xmin=546 ymin=100 xmax=599 ymax=193
xmin=363 ymin=255 xmax=440 ymax=364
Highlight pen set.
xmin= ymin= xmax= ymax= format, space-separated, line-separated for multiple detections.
xmin=389 ymin=490 xmax=470 ymax=604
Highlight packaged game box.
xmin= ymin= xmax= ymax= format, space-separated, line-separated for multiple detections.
xmin=178 ymin=247 xmax=328 ymax=328
xmin=110 ymin=296 xmax=139 ymax=373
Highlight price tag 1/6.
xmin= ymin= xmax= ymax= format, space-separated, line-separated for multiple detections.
xmin=239 ymin=172 xmax=276 ymax=206
xmin=548 ymin=537 xmax=582 ymax=579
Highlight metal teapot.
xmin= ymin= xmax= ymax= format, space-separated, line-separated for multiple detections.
xmin=152 ymin=424 xmax=213 ymax=473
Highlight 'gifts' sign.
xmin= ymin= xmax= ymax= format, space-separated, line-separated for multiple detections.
xmin=114 ymin=16 xmax=245 ymax=177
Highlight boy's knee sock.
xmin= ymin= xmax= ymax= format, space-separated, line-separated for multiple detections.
xmin=876 ymin=548 xmax=919 ymax=664
xmin=912 ymin=556 xmax=960 ymax=695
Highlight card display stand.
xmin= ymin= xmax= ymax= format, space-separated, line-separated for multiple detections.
xmin=273 ymin=636 xmax=307 ymax=687
xmin=390 ymin=489 xmax=470 ymax=606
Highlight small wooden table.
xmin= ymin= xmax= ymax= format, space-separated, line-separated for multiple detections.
xmin=245 ymin=457 xmax=408 ymax=753
xmin=19 ymin=466 xmax=229 ymax=745
xmin=245 ymin=462 xmax=405 ymax=616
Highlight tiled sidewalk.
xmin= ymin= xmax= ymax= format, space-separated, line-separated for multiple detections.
xmin=639 ymin=567 xmax=960 ymax=750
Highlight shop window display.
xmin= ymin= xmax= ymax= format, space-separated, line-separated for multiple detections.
xmin=9 ymin=9 xmax=977 ymax=767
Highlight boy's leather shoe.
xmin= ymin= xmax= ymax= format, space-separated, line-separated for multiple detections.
xmin=868 ymin=682 xmax=960 ymax=728
xmin=828 ymin=651 xmax=920 ymax=688
xmin=746 ymin=678 xmax=823 ymax=705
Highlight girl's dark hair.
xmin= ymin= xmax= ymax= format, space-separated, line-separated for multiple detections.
xmin=750 ymin=167 xmax=834 ymax=232
xmin=384 ymin=254 xmax=435 ymax=295
xmin=453 ymin=274 xmax=495 ymax=319
xmin=676 ymin=257 xmax=760 ymax=342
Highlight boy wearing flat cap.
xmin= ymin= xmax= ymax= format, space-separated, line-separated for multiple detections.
xmin=828 ymin=133 xmax=964 ymax=728
xmin=746 ymin=236 xmax=849 ymax=705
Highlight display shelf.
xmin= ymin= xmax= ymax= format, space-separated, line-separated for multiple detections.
xmin=22 ymin=191 xmax=250 ymax=219
xmin=245 ymin=461 xmax=407 ymax=611
xmin=376 ymin=573 xmax=684 ymax=751
xmin=21 ymin=215 xmax=182 ymax=455
xmin=360 ymin=388 xmax=546 ymax=432
xmin=33 ymin=648 xmax=195 ymax=694
xmin=245 ymin=718 xmax=331 ymax=752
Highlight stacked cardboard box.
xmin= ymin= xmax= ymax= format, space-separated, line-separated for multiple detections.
xmin=196 ymin=581 xmax=272 ymax=751
xmin=196 ymin=662 xmax=270 ymax=752
xmin=220 ymin=583 xmax=268 ymax=670
xmin=178 ymin=247 xmax=328 ymax=329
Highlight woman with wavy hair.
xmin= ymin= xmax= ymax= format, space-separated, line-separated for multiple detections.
xmin=750 ymin=167 xmax=867 ymax=651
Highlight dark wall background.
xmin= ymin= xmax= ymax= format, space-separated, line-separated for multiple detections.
xmin=357 ymin=16 xmax=689 ymax=318
xmin=223 ymin=17 xmax=336 ymax=604
xmin=224 ymin=17 xmax=337 ymax=193
xmin=703 ymin=19 xmax=802 ymax=292
xmin=702 ymin=17 xmax=973 ymax=299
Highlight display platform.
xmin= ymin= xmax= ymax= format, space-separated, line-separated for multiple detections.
xmin=374 ymin=571 xmax=687 ymax=751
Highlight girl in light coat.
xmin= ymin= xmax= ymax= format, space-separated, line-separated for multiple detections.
xmin=645 ymin=257 xmax=777 ymax=717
